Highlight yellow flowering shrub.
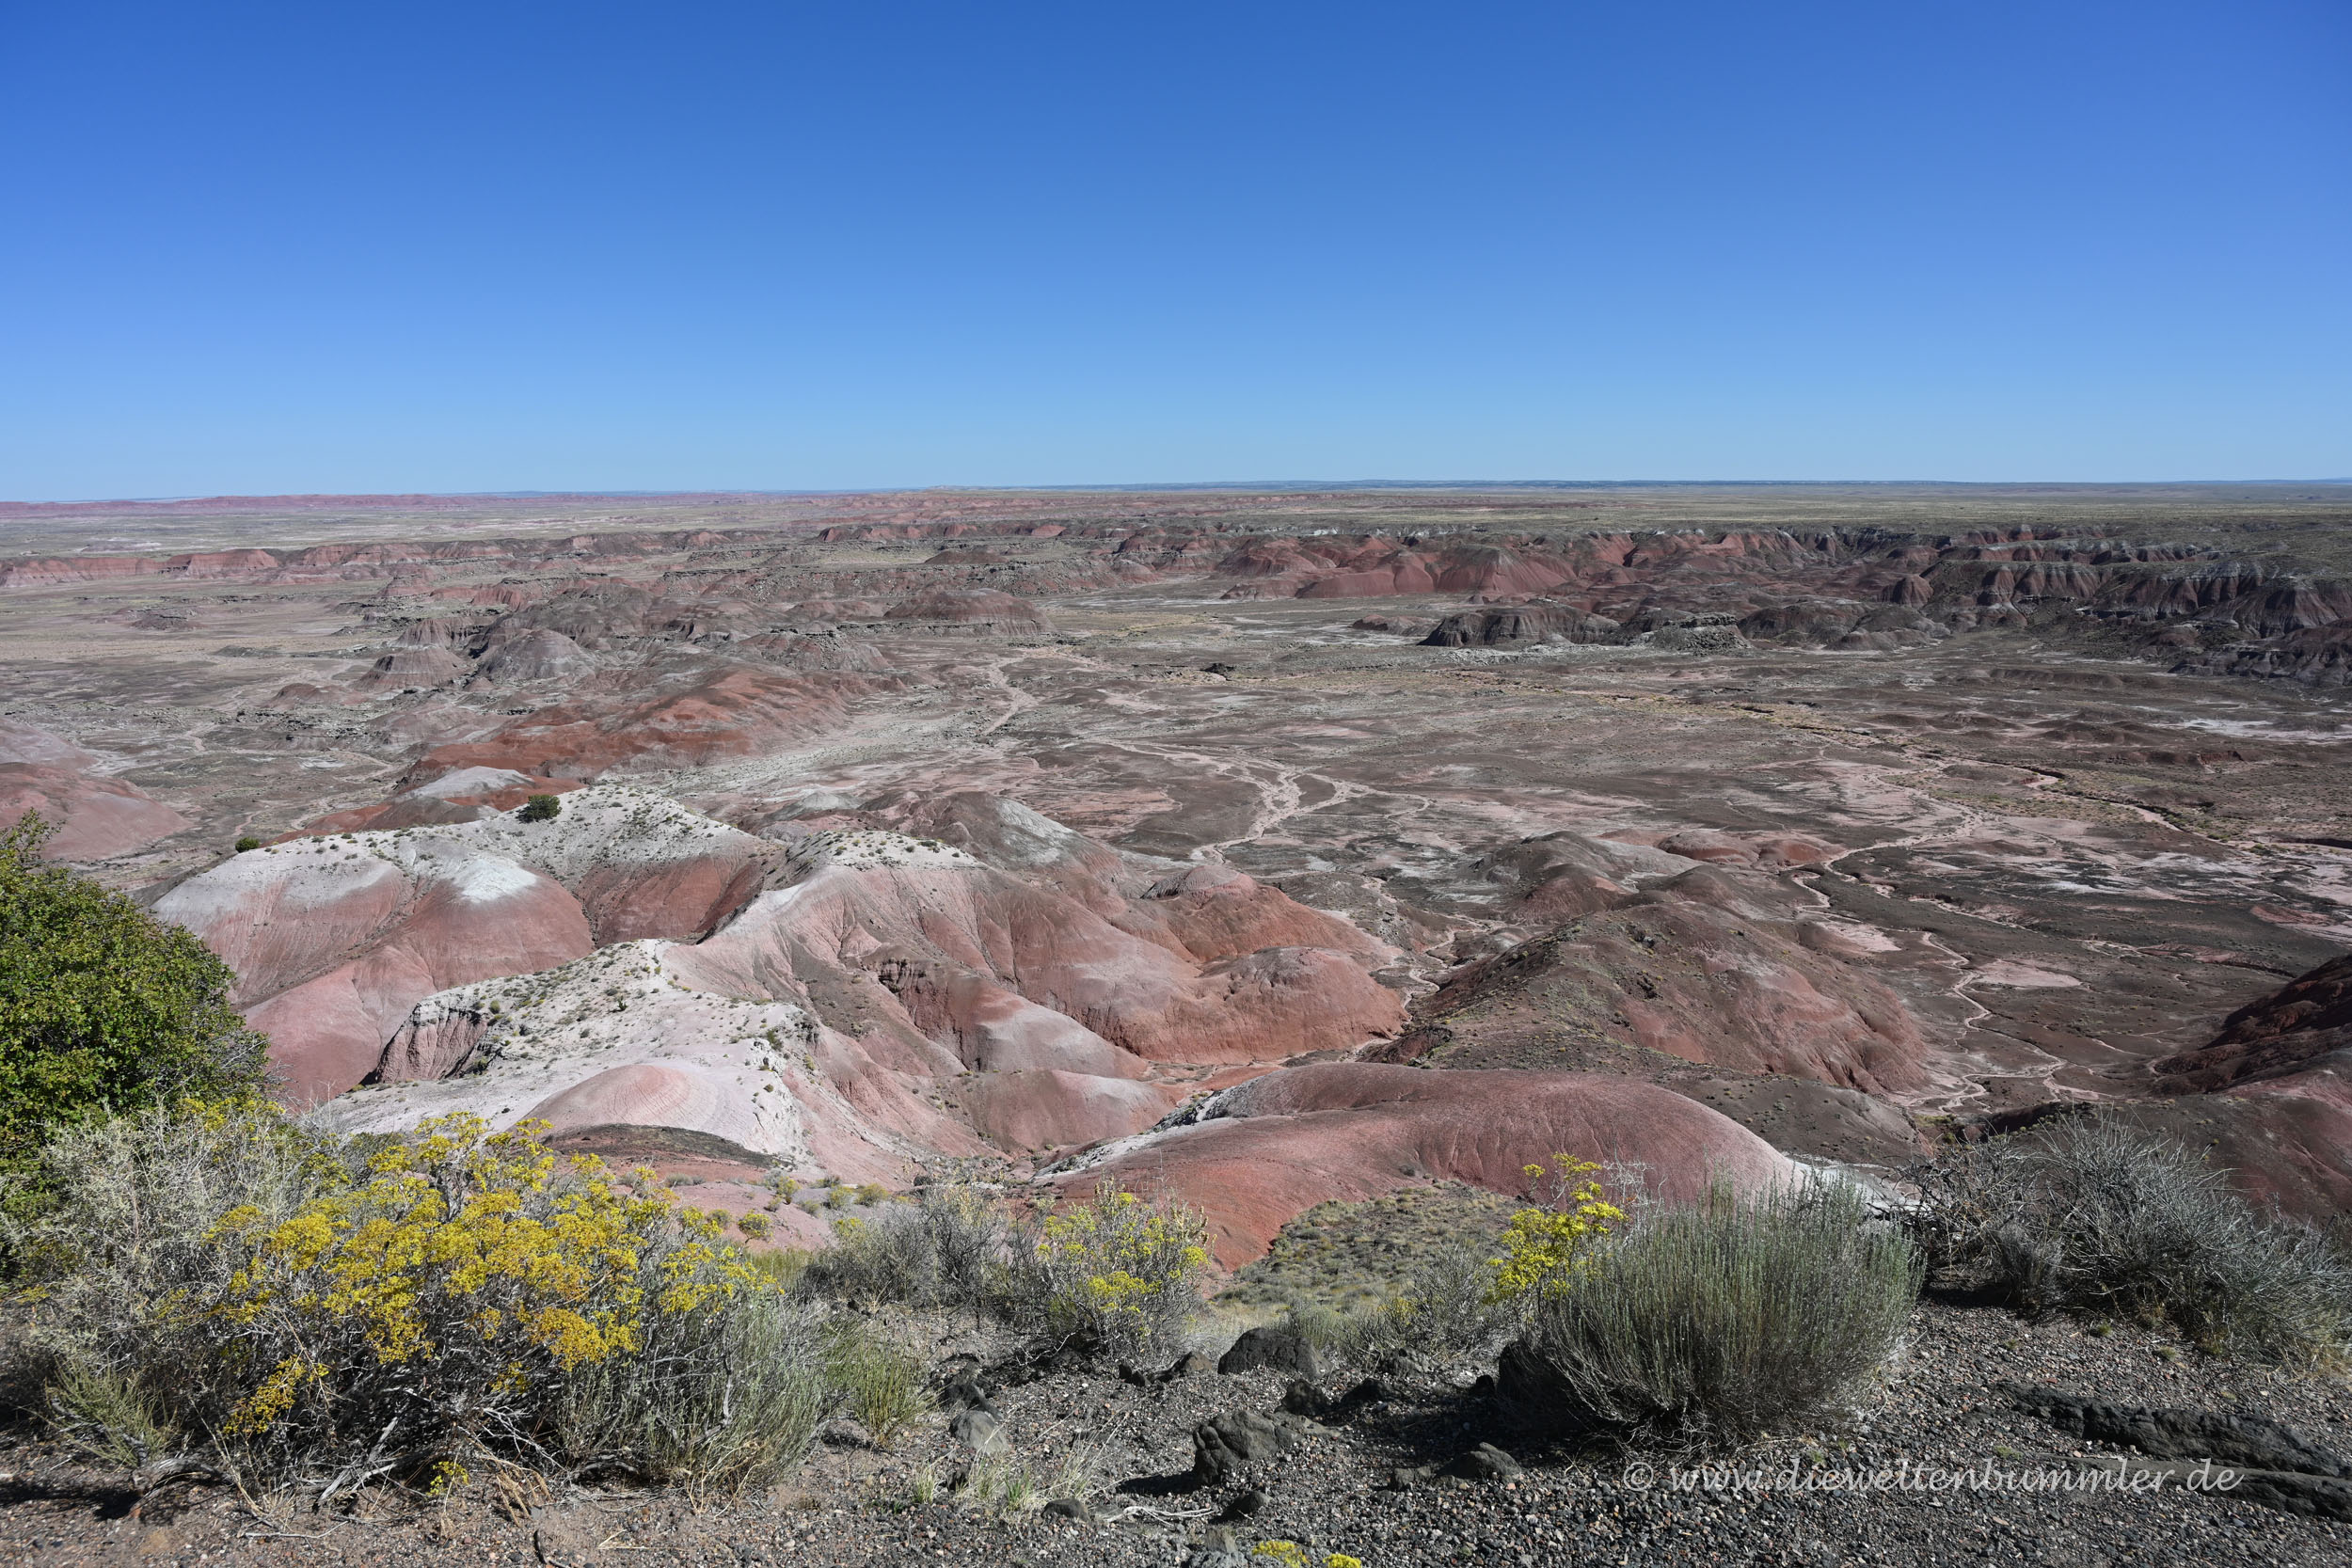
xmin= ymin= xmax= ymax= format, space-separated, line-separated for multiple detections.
xmin=1252 ymin=1544 xmax=1364 ymax=1568
xmin=200 ymin=1114 xmax=760 ymax=1460
xmin=12 ymin=1103 xmax=824 ymax=1489
xmin=1021 ymin=1181 xmax=1209 ymax=1360
xmin=1486 ymin=1155 xmax=1625 ymax=1303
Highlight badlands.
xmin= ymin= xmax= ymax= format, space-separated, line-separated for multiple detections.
xmin=7 ymin=480 xmax=2352 ymax=1267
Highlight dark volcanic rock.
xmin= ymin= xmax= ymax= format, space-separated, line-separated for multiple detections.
xmin=1494 ymin=1334 xmax=1595 ymax=1439
xmin=1218 ymin=1325 xmax=1322 ymax=1379
xmin=1214 ymin=1488 xmax=1268 ymax=1521
xmin=948 ymin=1406 xmax=1006 ymax=1449
xmin=2001 ymin=1382 xmax=2352 ymax=1477
xmin=1443 ymin=1443 xmax=1526 ymax=1481
xmin=1190 ymin=1408 xmax=1298 ymax=1486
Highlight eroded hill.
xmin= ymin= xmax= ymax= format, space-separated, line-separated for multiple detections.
xmin=6 ymin=482 xmax=2352 ymax=1251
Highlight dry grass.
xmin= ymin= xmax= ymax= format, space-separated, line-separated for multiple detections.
xmin=1218 ymin=1183 xmax=1518 ymax=1311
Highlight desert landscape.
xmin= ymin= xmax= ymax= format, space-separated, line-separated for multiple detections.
xmin=5 ymin=483 xmax=2352 ymax=1564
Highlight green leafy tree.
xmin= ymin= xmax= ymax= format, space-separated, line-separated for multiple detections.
xmin=0 ymin=813 xmax=268 ymax=1198
xmin=517 ymin=794 xmax=562 ymax=822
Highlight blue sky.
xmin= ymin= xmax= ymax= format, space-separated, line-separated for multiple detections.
xmin=2 ymin=0 xmax=2346 ymax=498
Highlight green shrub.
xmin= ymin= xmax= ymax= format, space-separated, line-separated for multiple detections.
xmin=557 ymin=1287 xmax=837 ymax=1490
xmin=1401 ymin=1240 xmax=1522 ymax=1356
xmin=803 ymin=1183 xmax=1004 ymax=1320
xmin=825 ymin=1321 xmax=930 ymax=1449
xmin=45 ymin=1360 xmax=176 ymax=1468
xmin=801 ymin=1180 xmax=1212 ymax=1365
xmin=1911 ymin=1115 xmax=2352 ymax=1366
xmin=0 ymin=814 xmax=268 ymax=1204
xmin=1501 ymin=1180 xmax=1919 ymax=1449
xmin=956 ymin=1449 xmax=1044 ymax=1517
xmin=232 ymin=836 xmax=263 ymax=854
xmin=3 ymin=1105 xmax=827 ymax=1490
xmin=736 ymin=1210 xmax=772 ymax=1241
xmin=748 ymin=1247 xmax=810 ymax=1290
xmin=517 ymin=794 xmax=562 ymax=822
xmin=1004 ymin=1182 xmax=1210 ymax=1363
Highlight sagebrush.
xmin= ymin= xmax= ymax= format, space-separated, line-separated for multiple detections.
xmin=1502 ymin=1180 xmax=1920 ymax=1449
xmin=1277 ymin=1156 xmax=1624 ymax=1372
xmin=824 ymin=1319 xmax=930 ymax=1449
xmin=803 ymin=1177 xmax=1212 ymax=1366
xmin=1909 ymin=1114 xmax=2352 ymax=1366
xmin=805 ymin=1182 xmax=1005 ymax=1317
xmin=1283 ymin=1240 xmax=1518 ymax=1371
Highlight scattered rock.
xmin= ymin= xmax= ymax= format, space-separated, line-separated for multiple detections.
xmin=948 ymin=1407 xmax=1006 ymax=1450
xmin=1443 ymin=1442 xmax=1525 ymax=1481
xmin=1281 ymin=1380 xmax=1335 ymax=1419
xmin=1217 ymin=1325 xmax=1323 ymax=1380
xmin=939 ymin=1375 xmax=993 ymax=1413
xmin=2218 ymin=1469 xmax=2352 ymax=1522
xmin=128 ymin=1527 xmax=182 ymax=1561
xmin=2071 ymin=1454 xmax=2352 ymax=1522
xmin=2002 ymin=1383 xmax=2352 ymax=1477
xmin=1192 ymin=1408 xmax=1298 ymax=1487
xmin=1280 ymin=1375 xmax=1391 ymax=1425
xmin=1495 ymin=1335 xmax=1597 ymax=1438
xmin=1183 ymin=1525 xmax=1249 ymax=1568
xmin=1215 ymin=1487 xmax=1269 ymax=1521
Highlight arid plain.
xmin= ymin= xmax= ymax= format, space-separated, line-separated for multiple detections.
xmin=6 ymin=483 xmax=2352 ymax=1566
xmin=7 ymin=483 xmax=2352 ymax=1239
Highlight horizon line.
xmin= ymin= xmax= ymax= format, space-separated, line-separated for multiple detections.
xmin=9 ymin=476 xmax=2352 ymax=508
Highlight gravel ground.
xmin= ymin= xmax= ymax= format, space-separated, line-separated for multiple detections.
xmin=4 ymin=1302 xmax=2348 ymax=1568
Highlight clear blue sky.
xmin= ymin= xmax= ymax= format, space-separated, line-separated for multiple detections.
xmin=2 ymin=1 xmax=2346 ymax=498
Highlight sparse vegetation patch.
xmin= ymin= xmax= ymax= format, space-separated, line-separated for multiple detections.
xmin=1499 ymin=1180 xmax=1921 ymax=1449
xmin=1910 ymin=1114 xmax=2352 ymax=1367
